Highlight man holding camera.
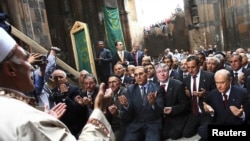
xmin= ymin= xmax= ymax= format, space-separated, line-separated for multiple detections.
xmin=28 ymin=46 xmax=61 ymax=109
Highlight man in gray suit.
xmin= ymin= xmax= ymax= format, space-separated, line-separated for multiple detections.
xmin=105 ymin=74 xmax=128 ymax=141
xmin=121 ymin=66 xmax=164 ymax=141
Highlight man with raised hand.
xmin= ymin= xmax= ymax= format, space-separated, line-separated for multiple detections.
xmin=0 ymin=27 xmax=115 ymax=141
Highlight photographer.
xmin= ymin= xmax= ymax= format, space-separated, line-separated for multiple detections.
xmin=28 ymin=47 xmax=61 ymax=110
xmin=38 ymin=47 xmax=61 ymax=109
xmin=27 ymin=53 xmax=47 ymax=101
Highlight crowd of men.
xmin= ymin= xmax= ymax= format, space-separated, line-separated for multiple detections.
xmin=1 ymin=23 xmax=250 ymax=141
xmin=90 ymin=41 xmax=250 ymax=140
xmin=46 ymin=39 xmax=250 ymax=140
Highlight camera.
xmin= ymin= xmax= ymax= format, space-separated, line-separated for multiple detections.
xmin=40 ymin=55 xmax=47 ymax=62
xmin=34 ymin=54 xmax=47 ymax=66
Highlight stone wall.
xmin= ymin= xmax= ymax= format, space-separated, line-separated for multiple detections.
xmin=185 ymin=0 xmax=250 ymax=52
xmin=0 ymin=0 xmax=52 ymax=50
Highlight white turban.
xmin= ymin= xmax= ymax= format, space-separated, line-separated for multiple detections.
xmin=0 ymin=27 xmax=16 ymax=63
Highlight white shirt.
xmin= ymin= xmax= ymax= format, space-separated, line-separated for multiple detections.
xmin=190 ymin=70 xmax=201 ymax=94
xmin=160 ymin=79 xmax=170 ymax=92
xmin=222 ymin=87 xmax=230 ymax=101
xmin=233 ymin=67 xmax=243 ymax=76
xmin=190 ymin=70 xmax=201 ymax=112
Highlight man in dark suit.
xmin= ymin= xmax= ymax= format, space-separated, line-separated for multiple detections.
xmin=144 ymin=63 xmax=158 ymax=84
xmin=51 ymin=69 xmax=88 ymax=139
xmin=105 ymin=74 xmax=128 ymax=141
xmin=155 ymin=63 xmax=191 ymax=140
xmin=206 ymin=56 xmax=220 ymax=73
xmin=230 ymin=53 xmax=250 ymax=88
xmin=112 ymin=41 xmax=134 ymax=68
xmin=203 ymin=69 xmax=250 ymax=125
xmin=214 ymin=52 xmax=233 ymax=73
xmin=79 ymin=74 xmax=99 ymax=114
xmin=120 ymin=66 xmax=164 ymax=141
xmin=131 ymin=42 xmax=144 ymax=66
xmin=162 ymin=55 xmax=181 ymax=81
xmin=239 ymin=53 xmax=250 ymax=69
xmin=178 ymin=58 xmax=189 ymax=82
xmin=172 ymin=56 xmax=181 ymax=72
xmin=113 ymin=63 xmax=134 ymax=87
xmin=182 ymin=55 xmax=215 ymax=140
xmin=95 ymin=41 xmax=112 ymax=85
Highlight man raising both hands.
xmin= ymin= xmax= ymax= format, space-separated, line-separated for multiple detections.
xmin=119 ymin=66 xmax=164 ymax=141
xmin=203 ymin=69 xmax=250 ymax=125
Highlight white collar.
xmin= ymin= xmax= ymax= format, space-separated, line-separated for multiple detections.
xmin=234 ymin=67 xmax=243 ymax=74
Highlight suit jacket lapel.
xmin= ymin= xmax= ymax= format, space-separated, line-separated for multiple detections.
xmin=214 ymin=90 xmax=225 ymax=108
xmin=187 ymin=75 xmax=191 ymax=93
xmin=166 ymin=79 xmax=173 ymax=96
xmin=123 ymin=52 xmax=127 ymax=60
xmin=199 ymin=70 xmax=206 ymax=91
xmin=227 ymin=87 xmax=238 ymax=106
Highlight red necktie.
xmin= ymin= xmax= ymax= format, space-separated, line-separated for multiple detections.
xmin=192 ymin=75 xmax=199 ymax=116
xmin=161 ymin=84 xmax=166 ymax=97
xmin=223 ymin=93 xmax=228 ymax=107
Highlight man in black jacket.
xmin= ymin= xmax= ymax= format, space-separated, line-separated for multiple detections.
xmin=95 ymin=41 xmax=112 ymax=85
xmin=112 ymin=41 xmax=134 ymax=68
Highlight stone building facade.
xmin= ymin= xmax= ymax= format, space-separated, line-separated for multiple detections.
xmin=0 ymin=0 xmax=51 ymax=49
xmin=184 ymin=0 xmax=250 ymax=52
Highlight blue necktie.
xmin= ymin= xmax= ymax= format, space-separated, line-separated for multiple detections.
xmin=141 ymin=86 xmax=147 ymax=106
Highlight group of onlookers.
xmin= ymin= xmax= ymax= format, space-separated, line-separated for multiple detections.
xmin=59 ymin=40 xmax=250 ymax=141
xmin=91 ymin=41 xmax=250 ymax=140
xmin=77 ymin=42 xmax=250 ymax=140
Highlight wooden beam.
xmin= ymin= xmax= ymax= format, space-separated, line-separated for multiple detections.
xmin=10 ymin=25 xmax=80 ymax=79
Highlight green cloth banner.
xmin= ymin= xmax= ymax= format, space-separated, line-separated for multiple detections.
xmin=104 ymin=7 xmax=126 ymax=55
xmin=74 ymin=30 xmax=91 ymax=73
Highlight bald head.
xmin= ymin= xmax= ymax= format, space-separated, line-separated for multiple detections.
xmin=215 ymin=69 xmax=231 ymax=80
xmin=214 ymin=69 xmax=232 ymax=93
xmin=236 ymin=48 xmax=245 ymax=54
